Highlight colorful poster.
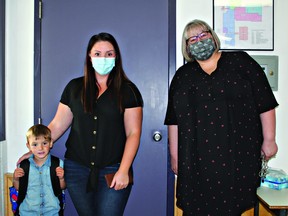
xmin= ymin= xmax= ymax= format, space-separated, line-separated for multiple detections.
xmin=213 ymin=0 xmax=273 ymax=50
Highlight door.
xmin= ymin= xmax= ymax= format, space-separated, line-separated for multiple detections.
xmin=34 ymin=0 xmax=176 ymax=215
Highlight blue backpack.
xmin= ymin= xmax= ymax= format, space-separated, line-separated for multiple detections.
xmin=9 ymin=155 xmax=65 ymax=216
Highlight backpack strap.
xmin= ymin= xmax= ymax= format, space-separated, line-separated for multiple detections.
xmin=15 ymin=159 xmax=30 ymax=215
xmin=50 ymin=155 xmax=61 ymax=196
xmin=50 ymin=155 xmax=64 ymax=216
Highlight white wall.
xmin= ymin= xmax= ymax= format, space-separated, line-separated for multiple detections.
xmin=4 ymin=0 xmax=34 ymax=170
xmin=176 ymin=0 xmax=288 ymax=172
xmin=1 ymin=1 xmax=33 ymax=213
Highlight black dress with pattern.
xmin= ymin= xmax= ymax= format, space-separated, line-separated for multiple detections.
xmin=164 ymin=51 xmax=278 ymax=216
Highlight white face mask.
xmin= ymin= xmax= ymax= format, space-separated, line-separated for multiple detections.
xmin=91 ymin=57 xmax=115 ymax=75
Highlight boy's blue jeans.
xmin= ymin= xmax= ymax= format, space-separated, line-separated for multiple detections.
xmin=64 ymin=159 xmax=132 ymax=216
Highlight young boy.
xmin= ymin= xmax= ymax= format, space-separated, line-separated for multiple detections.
xmin=13 ymin=124 xmax=65 ymax=215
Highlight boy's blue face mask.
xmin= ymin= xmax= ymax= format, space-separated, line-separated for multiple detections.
xmin=189 ymin=38 xmax=215 ymax=61
xmin=92 ymin=57 xmax=115 ymax=75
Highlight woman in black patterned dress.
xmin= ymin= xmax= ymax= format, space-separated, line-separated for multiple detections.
xmin=164 ymin=19 xmax=278 ymax=215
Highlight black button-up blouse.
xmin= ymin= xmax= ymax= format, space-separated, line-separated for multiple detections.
xmin=60 ymin=77 xmax=143 ymax=191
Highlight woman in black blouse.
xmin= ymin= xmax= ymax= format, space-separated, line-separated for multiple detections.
xmin=165 ymin=19 xmax=278 ymax=215
xmin=20 ymin=32 xmax=143 ymax=216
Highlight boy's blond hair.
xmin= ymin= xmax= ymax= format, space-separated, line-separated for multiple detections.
xmin=26 ymin=124 xmax=52 ymax=143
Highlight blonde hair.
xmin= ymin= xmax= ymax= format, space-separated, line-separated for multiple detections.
xmin=182 ymin=19 xmax=221 ymax=62
xmin=26 ymin=124 xmax=52 ymax=143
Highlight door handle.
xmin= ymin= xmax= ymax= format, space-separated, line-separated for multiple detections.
xmin=153 ymin=131 xmax=162 ymax=142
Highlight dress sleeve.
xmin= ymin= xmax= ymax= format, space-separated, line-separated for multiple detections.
xmin=60 ymin=81 xmax=71 ymax=106
xmin=239 ymin=52 xmax=278 ymax=114
xmin=164 ymin=71 xmax=179 ymax=125
xmin=123 ymin=82 xmax=144 ymax=108
xmin=60 ymin=77 xmax=82 ymax=107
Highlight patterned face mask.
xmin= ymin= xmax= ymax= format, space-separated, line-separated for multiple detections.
xmin=189 ymin=38 xmax=215 ymax=61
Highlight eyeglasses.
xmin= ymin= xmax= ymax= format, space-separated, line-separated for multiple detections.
xmin=186 ymin=31 xmax=210 ymax=45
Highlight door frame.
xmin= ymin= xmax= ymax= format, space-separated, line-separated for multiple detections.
xmin=0 ymin=0 xmax=5 ymax=141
